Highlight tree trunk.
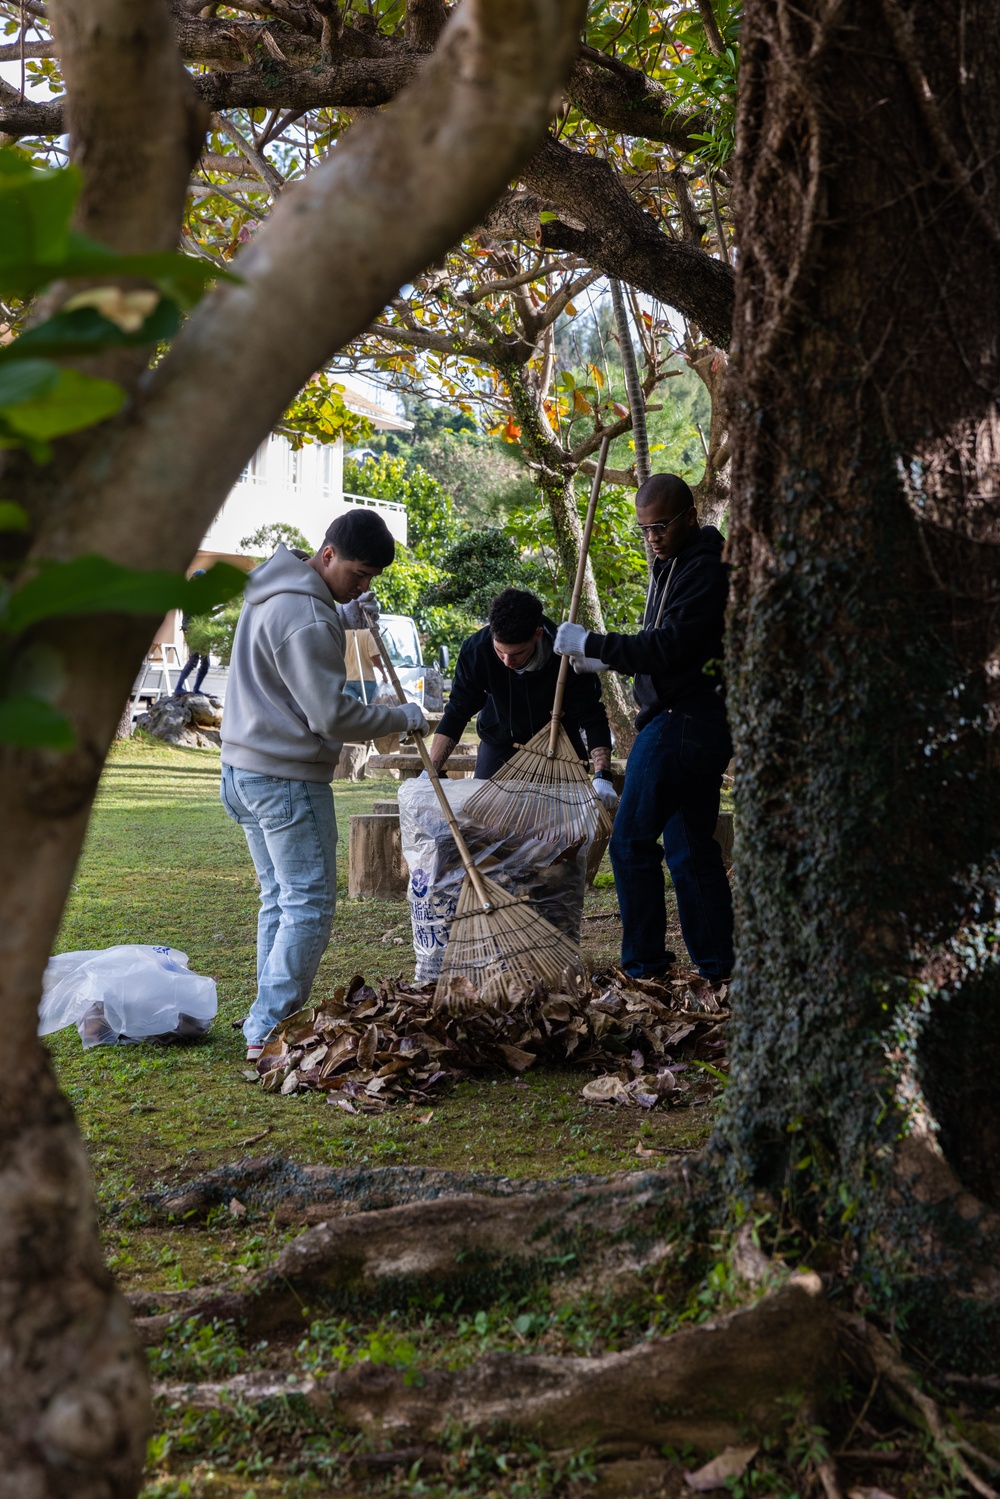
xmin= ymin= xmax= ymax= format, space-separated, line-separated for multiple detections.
xmin=719 ymin=0 xmax=1000 ymax=1356
xmin=348 ymin=813 xmax=408 ymax=899
xmin=0 ymin=623 xmax=157 ymax=1495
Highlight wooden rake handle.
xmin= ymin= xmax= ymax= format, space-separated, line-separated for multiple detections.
xmin=548 ymin=431 xmax=613 ymax=758
xmin=362 ymin=609 xmax=492 ymax=911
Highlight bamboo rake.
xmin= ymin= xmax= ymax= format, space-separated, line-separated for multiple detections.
xmin=361 ymin=610 xmax=584 ymax=1012
xmin=463 ymin=434 xmax=616 ymax=845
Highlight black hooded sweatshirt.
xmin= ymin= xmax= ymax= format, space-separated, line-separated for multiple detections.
xmin=585 ymin=525 xmax=728 ymax=730
xmin=438 ymin=617 xmax=612 ymax=758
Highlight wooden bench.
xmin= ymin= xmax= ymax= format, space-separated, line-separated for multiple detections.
xmin=367 ymin=750 xmax=478 ymax=780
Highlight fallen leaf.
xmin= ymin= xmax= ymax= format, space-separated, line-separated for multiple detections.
xmin=847 ymin=1490 xmax=901 ymax=1499
xmin=238 ymin=1128 xmax=271 ymax=1148
xmin=684 ymin=1444 xmax=759 ymax=1491
xmin=280 ymin=1069 xmax=300 ymax=1095
xmin=497 ymin=1043 xmax=536 ymax=1072
xmin=636 ymin=1141 xmax=661 ymax=1157
xmin=228 ymin=1197 xmax=247 ymax=1218
xmin=581 ymin=1075 xmax=629 ymax=1104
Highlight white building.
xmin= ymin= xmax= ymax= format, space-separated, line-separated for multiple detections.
xmin=141 ymin=380 xmax=412 ymax=691
xmin=200 ymin=379 xmax=413 ymax=554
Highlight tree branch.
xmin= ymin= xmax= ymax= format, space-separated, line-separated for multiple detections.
xmin=370 ymin=321 xmax=495 ymax=363
xmin=694 ymin=0 xmax=725 ymax=57
xmin=216 ymin=112 xmax=284 ymax=192
xmin=405 ymin=0 xmax=447 ymax=51
xmin=49 ymin=0 xmax=206 ymax=252
xmin=40 ymin=0 xmax=587 ymax=568
xmin=522 ymin=137 xmax=735 ymax=348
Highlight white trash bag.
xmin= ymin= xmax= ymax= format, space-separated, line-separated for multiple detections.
xmin=38 ymin=944 xmax=217 ymax=1049
xmin=398 ymin=777 xmax=589 ymax=984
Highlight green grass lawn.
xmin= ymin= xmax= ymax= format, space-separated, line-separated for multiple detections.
xmin=47 ymin=736 xmax=702 ymax=1294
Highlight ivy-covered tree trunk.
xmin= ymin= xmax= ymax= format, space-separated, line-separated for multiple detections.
xmin=720 ymin=0 xmax=1000 ymax=1358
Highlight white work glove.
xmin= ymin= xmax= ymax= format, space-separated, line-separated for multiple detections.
xmin=399 ymin=702 xmax=430 ymax=736
xmin=554 ymin=621 xmax=589 ymax=656
xmin=340 ymin=591 xmax=380 ymax=630
xmin=570 ymin=653 xmax=610 ymax=674
xmin=592 ymin=774 xmax=619 ymax=812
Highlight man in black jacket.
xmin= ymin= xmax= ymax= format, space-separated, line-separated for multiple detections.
xmin=429 ymin=588 xmax=617 ymax=811
xmin=555 ymin=474 xmax=733 ymax=983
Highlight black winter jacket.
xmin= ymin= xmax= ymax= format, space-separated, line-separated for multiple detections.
xmin=437 ymin=618 xmax=612 ymax=758
xmin=586 ymin=525 xmax=728 ymax=730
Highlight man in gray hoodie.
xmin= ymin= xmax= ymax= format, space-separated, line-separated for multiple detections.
xmin=220 ymin=510 xmax=426 ymax=1058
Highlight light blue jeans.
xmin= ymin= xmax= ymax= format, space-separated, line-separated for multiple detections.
xmin=220 ymin=765 xmax=338 ymax=1045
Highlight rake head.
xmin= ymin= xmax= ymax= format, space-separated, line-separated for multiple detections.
xmin=433 ymin=869 xmax=585 ymax=1013
xmin=463 ymin=721 xmax=615 ymax=845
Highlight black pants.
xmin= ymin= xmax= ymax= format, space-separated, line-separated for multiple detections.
xmin=474 ymin=741 xmax=515 ymax=779
xmin=609 ymin=705 xmax=734 ymax=982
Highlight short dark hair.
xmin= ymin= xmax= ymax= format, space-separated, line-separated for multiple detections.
xmin=324 ymin=509 xmax=395 ymax=567
xmin=488 ymin=588 xmax=543 ymax=645
xmin=636 ymin=472 xmax=695 ymax=517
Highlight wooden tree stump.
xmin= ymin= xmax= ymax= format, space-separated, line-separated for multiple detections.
xmin=334 ymin=744 xmax=369 ymax=781
xmin=372 ymin=800 xmax=399 ymax=815
xmin=348 ymin=813 xmax=408 ymax=900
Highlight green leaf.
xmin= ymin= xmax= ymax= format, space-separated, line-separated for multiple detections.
xmin=4 ymin=557 xmax=246 ymax=635
xmin=0 ymin=368 xmax=125 ymax=440
xmin=0 ymin=693 xmax=75 ymax=750
xmin=0 ymin=359 xmax=59 ymax=408
xmin=0 ymin=501 xmax=30 ymax=532
xmin=3 ymin=299 xmax=181 ymax=359
xmin=0 ymin=152 xmax=79 ymax=271
xmin=538 ymin=210 xmax=560 ymax=223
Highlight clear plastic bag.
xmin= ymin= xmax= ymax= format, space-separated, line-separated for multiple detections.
xmin=398 ymin=777 xmax=589 ymax=983
xmin=38 ymin=945 xmax=217 ymax=1049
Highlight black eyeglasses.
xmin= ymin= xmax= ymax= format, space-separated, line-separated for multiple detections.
xmin=635 ymin=504 xmax=694 ymax=538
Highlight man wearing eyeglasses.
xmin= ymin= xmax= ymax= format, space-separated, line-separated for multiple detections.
xmin=554 ymin=472 xmax=733 ymax=988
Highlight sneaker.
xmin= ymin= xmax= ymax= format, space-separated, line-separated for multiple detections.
xmin=246 ymin=1043 xmax=264 ymax=1062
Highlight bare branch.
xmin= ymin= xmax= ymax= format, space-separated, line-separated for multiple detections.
xmin=216 ymin=112 xmax=284 ymax=192
xmin=370 ymin=321 xmax=495 ymax=363
xmin=465 ymin=258 xmax=574 ymax=301
xmin=533 ymin=267 xmax=601 ymax=331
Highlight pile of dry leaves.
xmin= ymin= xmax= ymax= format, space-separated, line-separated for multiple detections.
xmin=255 ymin=971 xmax=729 ymax=1113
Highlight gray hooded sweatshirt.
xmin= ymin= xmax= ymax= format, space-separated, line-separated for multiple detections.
xmin=221 ymin=545 xmax=408 ymax=782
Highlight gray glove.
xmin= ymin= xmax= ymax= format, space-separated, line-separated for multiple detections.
xmin=400 ymin=701 xmax=429 ymax=736
xmin=340 ymin=590 xmax=380 ymax=630
xmin=554 ymin=620 xmax=589 ymax=656
xmin=592 ymin=774 xmax=619 ymax=812
xmin=571 ymin=653 xmax=610 ymax=674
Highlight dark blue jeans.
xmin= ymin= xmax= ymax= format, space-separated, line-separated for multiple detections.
xmin=610 ymin=705 xmax=734 ymax=982
xmin=175 ymin=652 xmax=210 ymax=694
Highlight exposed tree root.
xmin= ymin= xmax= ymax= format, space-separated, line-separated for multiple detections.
xmin=143 ymin=1154 xmax=644 ymax=1226
xmin=132 ymin=1166 xmax=691 ymax=1337
xmin=155 ymin=1273 xmax=836 ymax=1455
xmin=838 ymin=1313 xmax=1000 ymax=1499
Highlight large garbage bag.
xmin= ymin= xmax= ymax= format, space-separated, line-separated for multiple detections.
xmin=38 ymin=944 xmax=217 ymax=1049
xmin=398 ymin=776 xmax=589 ymax=983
